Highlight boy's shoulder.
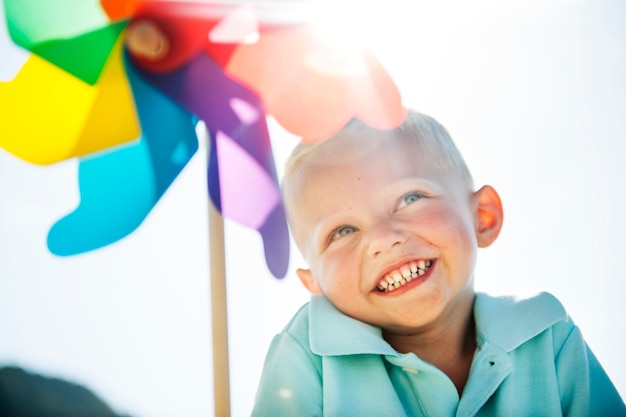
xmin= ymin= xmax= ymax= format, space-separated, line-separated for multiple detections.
xmin=281 ymin=300 xmax=312 ymax=343
xmin=475 ymin=291 xmax=572 ymax=352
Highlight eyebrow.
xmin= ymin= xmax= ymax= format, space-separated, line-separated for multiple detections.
xmin=386 ymin=178 xmax=445 ymax=195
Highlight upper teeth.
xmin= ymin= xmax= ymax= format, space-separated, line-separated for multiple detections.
xmin=377 ymin=260 xmax=432 ymax=292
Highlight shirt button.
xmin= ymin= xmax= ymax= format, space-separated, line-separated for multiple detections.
xmin=402 ymin=367 xmax=419 ymax=374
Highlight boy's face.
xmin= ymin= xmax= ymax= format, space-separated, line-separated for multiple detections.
xmin=288 ymin=135 xmax=502 ymax=335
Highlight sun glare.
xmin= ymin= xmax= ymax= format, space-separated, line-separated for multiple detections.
xmin=307 ymin=0 xmax=383 ymax=50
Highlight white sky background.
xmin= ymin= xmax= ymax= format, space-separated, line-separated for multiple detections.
xmin=1 ymin=0 xmax=625 ymax=416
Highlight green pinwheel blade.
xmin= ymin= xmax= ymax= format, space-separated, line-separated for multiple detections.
xmin=4 ymin=0 xmax=126 ymax=84
xmin=4 ymin=0 xmax=109 ymax=48
xmin=31 ymin=21 xmax=127 ymax=85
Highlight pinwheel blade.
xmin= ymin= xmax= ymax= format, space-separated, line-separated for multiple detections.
xmin=226 ymin=23 xmax=406 ymax=143
xmin=4 ymin=0 xmax=110 ymax=48
xmin=30 ymin=22 xmax=127 ymax=85
xmin=133 ymin=51 xmax=289 ymax=278
xmin=47 ymin=52 xmax=198 ymax=255
xmin=0 ymin=39 xmax=140 ymax=164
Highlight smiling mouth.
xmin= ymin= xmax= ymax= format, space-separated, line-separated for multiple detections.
xmin=376 ymin=260 xmax=433 ymax=293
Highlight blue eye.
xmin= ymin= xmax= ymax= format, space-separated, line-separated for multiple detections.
xmin=401 ymin=192 xmax=422 ymax=207
xmin=331 ymin=225 xmax=357 ymax=242
xmin=336 ymin=226 xmax=357 ymax=237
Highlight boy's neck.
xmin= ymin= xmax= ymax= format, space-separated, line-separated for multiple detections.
xmin=382 ymin=293 xmax=477 ymax=395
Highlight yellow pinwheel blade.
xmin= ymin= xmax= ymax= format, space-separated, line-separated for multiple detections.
xmin=0 ymin=39 xmax=139 ymax=165
xmin=0 ymin=54 xmax=95 ymax=164
xmin=74 ymin=39 xmax=139 ymax=157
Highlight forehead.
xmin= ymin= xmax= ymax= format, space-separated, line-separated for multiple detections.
xmin=290 ymin=134 xmax=438 ymax=187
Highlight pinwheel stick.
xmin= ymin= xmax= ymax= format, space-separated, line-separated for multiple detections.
xmin=126 ymin=22 xmax=232 ymax=416
xmin=209 ymin=200 xmax=231 ymax=417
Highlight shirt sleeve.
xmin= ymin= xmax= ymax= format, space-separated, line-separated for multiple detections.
xmin=554 ymin=322 xmax=626 ymax=416
xmin=586 ymin=344 xmax=626 ymax=416
xmin=251 ymin=331 xmax=323 ymax=417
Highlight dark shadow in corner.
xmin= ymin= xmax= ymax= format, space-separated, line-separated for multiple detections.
xmin=0 ymin=365 xmax=132 ymax=417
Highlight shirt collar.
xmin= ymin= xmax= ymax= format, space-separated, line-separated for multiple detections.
xmin=474 ymin=291 xmax=567 ymax=352
xmin=308 ymin=291 xmax=567 ymax=356
xmin=308 ymin=295 xmax=398 ymax=356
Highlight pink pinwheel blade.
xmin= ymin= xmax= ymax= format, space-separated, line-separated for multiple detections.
xmin=216 ymin=131 xmax=280 ymax=230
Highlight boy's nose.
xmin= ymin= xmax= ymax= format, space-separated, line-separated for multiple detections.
xmin=366 ymin=222 xmax=407 ymax=258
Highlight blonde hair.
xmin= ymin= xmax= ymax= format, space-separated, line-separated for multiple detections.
xmin=284 ymin=109 xmax=473 ymax=187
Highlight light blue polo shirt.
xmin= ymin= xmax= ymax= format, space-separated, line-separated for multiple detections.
xmin=252 ymin=292 xmax=625 ymax=416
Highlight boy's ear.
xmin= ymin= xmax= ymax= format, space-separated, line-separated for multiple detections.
xmin=473 ymin=185 xmax=503 ymax=248
xmin=296 ymin=268 xmax=322 ymax=295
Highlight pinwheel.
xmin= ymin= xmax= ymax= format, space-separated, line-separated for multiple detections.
xmin=1 ymin=0 xmax=405 ymax=414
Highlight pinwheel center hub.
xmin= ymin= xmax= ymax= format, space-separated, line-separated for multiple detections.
xmin=125 ymin=20 xmax=169 ymax=61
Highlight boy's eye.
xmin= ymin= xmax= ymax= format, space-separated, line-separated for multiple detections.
xmin=331 ymin=225 xmax=358 ymax=241
xmin=397 ymin=192 xmax=423 ymax=209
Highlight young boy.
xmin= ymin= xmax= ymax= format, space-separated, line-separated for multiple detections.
xmin=251 ymin=110 xmax=625 ymax=416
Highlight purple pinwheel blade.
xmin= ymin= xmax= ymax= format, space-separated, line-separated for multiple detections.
xmin=133 ymin=51 xmax=289 ymax=278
